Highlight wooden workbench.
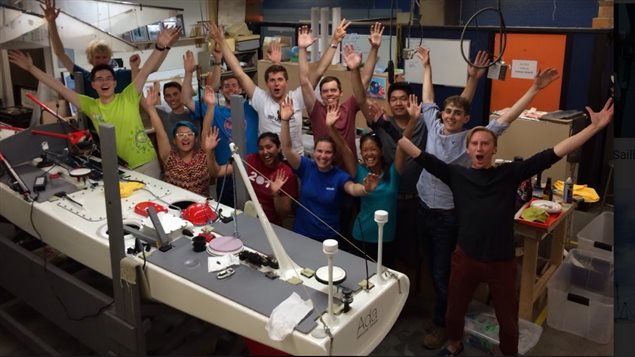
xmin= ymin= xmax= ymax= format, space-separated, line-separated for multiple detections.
xmin=514 ymin=200 xmax=577 ymax=321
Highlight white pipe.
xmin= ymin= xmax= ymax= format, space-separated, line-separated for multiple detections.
xmin=310 ymin=7 xmax=320 ymax=62
xmin=331 ymin=7 xmax=341 ymax=64
xmin=320 ymin=7 xmax=329 ymax=59
xmin=229 ymin=143 xmax=300 ymax=280
xmin=323 ymin=239 xmax=338 ymax=318
xmin=374 ymin=210 xmax=388 ymax=282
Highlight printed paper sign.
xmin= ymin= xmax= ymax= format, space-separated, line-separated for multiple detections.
xmin=511 ymin=60 xmax=538 ymax=79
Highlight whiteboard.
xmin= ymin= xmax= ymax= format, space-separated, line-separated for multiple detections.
xmin=341 ymin=34 xmax=397 ymax=72
xmin=404 ymin=38 xmax=470 ymax=87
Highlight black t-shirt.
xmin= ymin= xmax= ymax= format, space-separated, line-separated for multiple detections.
xmin=415 ymin=148 xmax=560 ymax=261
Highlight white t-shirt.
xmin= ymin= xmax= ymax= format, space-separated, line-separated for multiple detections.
xmin=251 ymin=86 xmax=305 ymax=155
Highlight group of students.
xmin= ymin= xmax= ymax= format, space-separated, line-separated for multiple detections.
xmin=8 ymin=4 xmax=615 ymax=355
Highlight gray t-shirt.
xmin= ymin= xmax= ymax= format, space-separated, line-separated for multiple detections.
xmin=375 ymin=105 xmax=431 ymax=194
xmin=157 ymin=107 xmax=198 ymax=135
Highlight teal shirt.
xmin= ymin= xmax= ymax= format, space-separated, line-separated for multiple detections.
xmin=353 ymin=163 xmax=399 ymax=243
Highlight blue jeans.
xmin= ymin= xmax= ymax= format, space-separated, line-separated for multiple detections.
xmin=418 ymin=200 xmax=459 ymax=328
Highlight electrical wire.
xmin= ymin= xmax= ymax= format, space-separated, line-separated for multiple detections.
xmin=240 ymin=157 xmax=377 ymax=263
xmin=459 ymin=7 xmax=507 ymax=69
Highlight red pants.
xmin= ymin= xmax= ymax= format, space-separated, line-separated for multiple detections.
xmin=445 ymin=247 xmax=519 ymax=355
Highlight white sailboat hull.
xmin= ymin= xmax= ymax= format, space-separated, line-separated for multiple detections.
xmin=0 ymin=167 xmax=409 ymax=355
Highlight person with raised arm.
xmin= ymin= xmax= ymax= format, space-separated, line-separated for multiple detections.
xmin=376 ymin=97 xmax=614 ymax=356
xmin=299 ymin=22 xmax=382 ymax=165
xmin=141 ymin=84 xmax=214 ymax=196
xmin=325 ymin=99 xmax=404 ymax=263
xmin=279 ymin=96 xmax=379 ymax=243
xmin=208 ymin=20 xmax=349 ymax=155
xmin=8 ymin=26 xmax=182 ymax=178
xmin=41 ymin=0 xmax=174 ymax=98
xmin=207 ymin=129 xmax=298 ymax=227
xmin=181 ymin=46 xmax=259 ymax=206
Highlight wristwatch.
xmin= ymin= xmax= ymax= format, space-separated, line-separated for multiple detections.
xmin=330 ymin=43 xmax=338 ymax=49
xmin=155 ymin=43 xmax=170 ymax=51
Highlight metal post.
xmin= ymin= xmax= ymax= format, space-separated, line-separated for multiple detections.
xmin=99 ymin=123 xmax=146 ymax=354
xmin=73 ymin=70 xmax=90 ymax=130
xmin=99 ymin=124 xmax=126 ymax=314
xmin=230 ymin=94 xmax=247 ymax=209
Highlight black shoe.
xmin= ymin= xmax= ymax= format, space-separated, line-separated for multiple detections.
xmin=437 ymin=342 xmax=464 ymax=356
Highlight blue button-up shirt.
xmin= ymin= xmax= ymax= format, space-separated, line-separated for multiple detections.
xmin=416 ymin=106 xmax=509 ymax=209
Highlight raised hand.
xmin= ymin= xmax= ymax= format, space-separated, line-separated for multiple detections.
xmin=203 ymin=126 xmax=220 ymax=152
xmin=143 ymin=83 xmax=159 ymax=108
xmin=279 ymin=96 xmax=294 ymax=121
xmin=206 ymin=22 xmax=225 ymax=43
xmin=367 ymin=100 xmax=386 ymax=124
xmin=270 ymin=169 xmax=289 ymax=196
xmin=157 ymin=26 xmax=182 ymax=48
xmin=7 ymin=50 xmax=34 ymax=72
xmin=129 ymin=54 xmax=141 ymax=71
xmin=342 ymin=44 xmax=362 ymax=70
xmin=203 ymin=85 xmax=216 ymax=106
xmin=183 ymin=50 xmax=196 ymax=73
xmin=416 ymin=46 xmax=430 ymax=67
xmin=332 ymin=19 xmax=351 ymax=45
xmin=297 ymin=25 xmax=317 ymax=49
xmin=534 ymin=68 xmax=560 ymax=90
xmin=325 ymin=103 xmax=341 ymax=127
xmin=406 ymin=94 xmax=422 ymax=120
xmin=368 ymin=22 xmax=384 ymax=48
xmin=266 ymin=40 xmax=282 ymax=63
xmin=586 ymin=97 xmax=614 ymax=129
xmin=41 ymin=0 xmax=60 ymax=22
xmin=467 ymin=50 xmax=489 ymax=79
xmin=363 ymin=172 xmax=381 ymax=193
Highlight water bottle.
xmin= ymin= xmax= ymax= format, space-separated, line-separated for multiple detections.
xmin=563 ymin=177 xmax=573 ymax=203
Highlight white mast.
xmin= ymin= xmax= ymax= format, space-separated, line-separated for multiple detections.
xmin=229 ymin=143 xmax=301 ymax=280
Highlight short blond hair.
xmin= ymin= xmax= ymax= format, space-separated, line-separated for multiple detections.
xmin=466 ymin=126 xmax=497 ymax=148
xmin=85 ymin=40 xmax=113 ymax=64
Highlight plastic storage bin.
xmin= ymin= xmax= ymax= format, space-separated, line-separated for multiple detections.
xmin=576 ymin=211 xmax=613 ymax=260
xmin=463 ymin=301 xmax=542 ymax=355
xmin=547 ymin=248 xmax=614 ymax=344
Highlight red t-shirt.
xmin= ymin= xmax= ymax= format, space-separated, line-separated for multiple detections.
xmin=310 ymin=96 xmax=359 ymax=166
xmin=246 ymin=154 xmax=299 ymax=226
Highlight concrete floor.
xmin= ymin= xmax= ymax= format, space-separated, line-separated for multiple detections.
xmin=0 ymin=206 xmax=614 ymax=356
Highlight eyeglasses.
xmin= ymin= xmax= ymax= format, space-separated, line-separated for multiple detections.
xmin=175 ymin=132 xmax=195 ymax=138
xmin=93 ymin=76 xmax=114 ymax=83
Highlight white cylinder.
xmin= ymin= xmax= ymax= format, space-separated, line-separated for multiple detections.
xmin=323 ymin=238 xmax=338 ymax=255
xmin=331 ymin=7 xmax=341 ymax=64
xmin=375 ymin=210 xmax=388 ymax=282
xmin=310 ymin=8 xmax=320 ymax=62
xmin=320 ymin=7 xmax=329 ymax=59
xmin=323 ymin=238 xmax=338 ymax=318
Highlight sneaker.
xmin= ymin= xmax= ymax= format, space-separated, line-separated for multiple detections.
xmin=423 ymin=326 xmax=447 ymax=349
xmin=437 ymin=342 xmax=464 ymax=356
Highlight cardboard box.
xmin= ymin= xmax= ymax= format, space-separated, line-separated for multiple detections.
xmin=592 ymin=17 xmax=614 ymax=28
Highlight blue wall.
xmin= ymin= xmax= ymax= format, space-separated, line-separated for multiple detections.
xmin=255 ymin=1 xmax=612 ymax=187
xmin=262 ymin=0 xmax=601 ymax=28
